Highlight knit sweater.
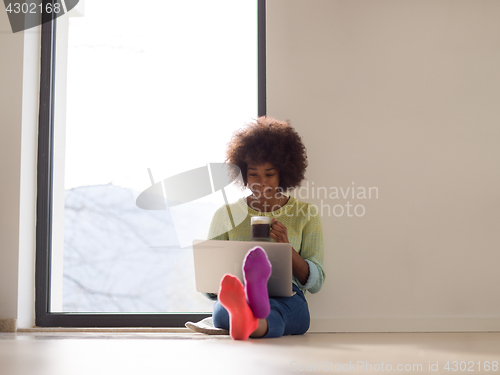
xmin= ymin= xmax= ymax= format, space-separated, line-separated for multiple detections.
xmin=207 ymin=196 xmax=325 ymax=294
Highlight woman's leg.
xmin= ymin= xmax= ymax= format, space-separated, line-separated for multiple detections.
xmin=214 ymin=284 xmax=310 ymax=339
xmin=212 ymin=299 xmax=229 ymax=330
xmin=213 ymin=300 xmax=268 ymax=337
xmin=215 ymin=274 xmax=258 ymax=340
xmin=261 ymin=285 xmax=310 ymax=338
xmin=213 ymin=247 xmax=308 ymax=340
xmin=213 ymin=247 xmax=272 ymax=340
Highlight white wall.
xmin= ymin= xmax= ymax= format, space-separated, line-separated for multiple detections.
xmin=0 ymin=9 xmax=39 ymax=329
xmin=267 ymin=0 xmax=500 ymax=332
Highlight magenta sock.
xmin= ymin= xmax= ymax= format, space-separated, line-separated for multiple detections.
xmin=243 ymin=246 xmax=272 ymax=319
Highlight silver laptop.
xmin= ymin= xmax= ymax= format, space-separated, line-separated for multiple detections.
xmin=193 ymin=239 xmax=293 ymax=297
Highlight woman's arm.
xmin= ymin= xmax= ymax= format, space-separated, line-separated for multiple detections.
xmin=271 ymin=203 xmax=326 ymax=293
xmin=270 ymin=218 xmax=313 ymax=285
xmin=291 ymin=247 xmax=309 ymax=285
xmin=296 ymin=208 xmax=325 ymax=294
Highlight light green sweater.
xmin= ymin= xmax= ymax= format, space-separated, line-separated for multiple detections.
xmin=207 ymin=196 xmax=325 ymax=294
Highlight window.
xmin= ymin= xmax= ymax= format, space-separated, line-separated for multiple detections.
xmin=36 ymin=0 xmax=266 ymax=327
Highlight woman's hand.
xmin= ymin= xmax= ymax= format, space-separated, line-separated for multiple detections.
xmin=270 ymin=218 xmax=289 ymax=243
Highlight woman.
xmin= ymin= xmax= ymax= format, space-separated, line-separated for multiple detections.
xmin=207 ymin=116 xmax=325 ymax=339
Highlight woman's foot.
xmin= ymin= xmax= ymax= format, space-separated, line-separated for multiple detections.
xmin=218 ymin=274 xmax=258 ymax=340
xmin=243 ymin=246 xmax=272 ymax=319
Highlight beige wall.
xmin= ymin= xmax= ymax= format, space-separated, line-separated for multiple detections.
xmin=0 ymin=10 xmax=24 ymax=325
xmin=267 ymin=0 xmax=500 ymax=331
xmin=0 ymin=10 xmax=39 ymax=329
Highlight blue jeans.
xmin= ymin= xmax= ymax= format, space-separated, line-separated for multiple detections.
xmin=212 ymin=284 xmax=310 ymax=338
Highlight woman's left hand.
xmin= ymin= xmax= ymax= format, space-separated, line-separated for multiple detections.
xmin=270 ymin=218 xmax=289 ymax=243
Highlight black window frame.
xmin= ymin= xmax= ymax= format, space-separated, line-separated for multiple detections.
xmin=35 ymin=0 xmax=267 ymax=327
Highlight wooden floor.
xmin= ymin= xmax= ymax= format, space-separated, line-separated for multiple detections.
xmin=1 ymin=330 xmax=499 ymax=374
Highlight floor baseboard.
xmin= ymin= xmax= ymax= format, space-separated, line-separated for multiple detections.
xmin=17 ymin=327 xmax=191 ymax=333
xmin=0 ymin=319 xmax=17 ymax=332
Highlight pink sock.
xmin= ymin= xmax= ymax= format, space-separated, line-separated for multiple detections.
xmin=218 ymin=274 xmax=258 ymax=340
xmin=243 ymin=246 xmax=272 ymax=319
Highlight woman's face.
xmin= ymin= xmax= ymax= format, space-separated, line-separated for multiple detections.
xmin=246 ymin=162 xmax=281 ymax=200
